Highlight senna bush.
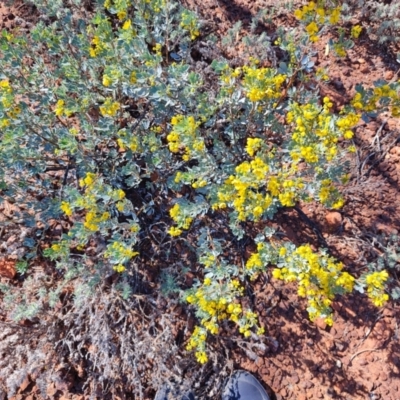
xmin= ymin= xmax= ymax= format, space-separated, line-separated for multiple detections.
xmin=0 ymin=0 xmax=396 ymax=364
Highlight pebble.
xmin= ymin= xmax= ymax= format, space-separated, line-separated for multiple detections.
xmin=325 ymin=211 xmax=342 ymax=231
xmin=360 ymin=65 xmax=370 ymax=73
xmin=385 ymin=70 xmax=394 ymax=80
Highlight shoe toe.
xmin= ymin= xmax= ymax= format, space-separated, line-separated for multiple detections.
xmin=222 ymin=371 xmax=271 ymax=400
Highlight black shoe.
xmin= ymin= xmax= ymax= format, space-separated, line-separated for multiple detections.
xmin=222 ymin=370 xmax=271 ymax=400
xmin=154 ymin=383 xmax=195 ymax=400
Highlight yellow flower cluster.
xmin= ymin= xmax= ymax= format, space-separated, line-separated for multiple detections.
xmin=116 ymin=128 xmax=140 ymax=152
xmin=180 ymin=10 xmax=200 ymax=40
xmin=104 ymin=241 xmax=139 ymax=260
xmin=288 ymin=97 xmax=356 ymax=167
xmin=0 ymin=79 xmax=13 ymax=109
xmin=316 ymin=67 xmax=329 ymax=81
xmin=167 ymin=115 xmax=205 ymax=161
xmin=6 ymin=105 xmax=21 ymax=120
xmin=0 ymin=79 xmax=19 ymax=127
xmin=84 ymin=210 xmax=110 ymax=231
xmin=76 ymin=173 xmax=127 ymax=232
xmin=103 ymin=75 xmax=112 ymax=87
xmin=89 ymin=35 xmax=105 ymax=57
xmin=318 ymin=179 xmax=344 ymax=209
xmin=186 ymin=287 xmax=242 ymax=324
xmin=50 ymin=240 xmax=69 ymax=258
xmin=239 ymin=310 xmax=262 ymax=338
xmin=245 ymin=138 xmax=263 ymax=157
xmin=242 ymin=66 xmax=286 ymax=102
xmin=351 ymin=84 xmax=400 ymax=117
xmin=294 ymin=1 xmax=341 ymax=42
xmin=185 ymin=271 xmax=264 ymax=362
xmin=336 ymin=112 xmax=359 ymax=138
xmin=185 ymin=326 xmax=208 ymax=363
xmin=113 ymin=264 xmax=126 ymax=273
xmin=365 ymin=270 xmax=389 ymax=307
xmin=79 ymin=172 xmax=97 ymax=187
xmin=272 ymin=244 xmax=356 ymax=325
xmin=213 ymin=151 xmax=273 ymax=221
xmin=100 ymin=97 xmax=120 ymax=117
xmin=54 ymin=99 xmax=73 ymax=117
xmin=60 ymin=201 xmax=73 ymax=216
xmin=351 ymin=25 xmax=362 ymax=39
xmin=0 ymin=79 xmax=11 ymax=93
xmin=220 ymin=66 xmax=242 ymax=87
xmin=246 ymin=252 xmax=263 ymax=273
xmin=167 ymin=203 xmax=193 ymax=235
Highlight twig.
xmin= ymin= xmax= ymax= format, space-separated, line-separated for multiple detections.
xmin=349 ymin=347 xmax=380 ymax=364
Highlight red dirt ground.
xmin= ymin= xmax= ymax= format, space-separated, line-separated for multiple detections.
xmin=1 ymin=1 xmax=400 ymax=399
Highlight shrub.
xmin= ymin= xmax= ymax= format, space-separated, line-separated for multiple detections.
xmin=0 ymin=0 xmax=396 ymax=377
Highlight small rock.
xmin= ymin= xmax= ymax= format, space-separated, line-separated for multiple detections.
xmin=361 ymin=65 xmax=370 ymax=73
xmin=0 ymin=258 xmax=16 ymax=279
xmin=358 ymin=58 xmax=366 ymax=64
xmin=290 ymin=373 xmax=300 ymax=384
xmin=332 ymin=79 xmax=344 ymax=90
xmin=19 ymin=376 xmax=30 ymax=392
xmin=379 ymin=371 xmax=389 ymax=381
xmin=335 ymin=342 xmax=345 ymax=351
xmin=46 ymin=383 xmax=58 ymax=398
xmin=341 ymin=67 xmax=351 ymax=76
xmin=301 ymin=380 xmax=314 ymax=390
xmin=385 ymin=70 xmax=394 ymax=80
xmin=315 ymin=317 xmax=327 ymax=330
xmin=325 ymin=211 xmax=342 ymax=231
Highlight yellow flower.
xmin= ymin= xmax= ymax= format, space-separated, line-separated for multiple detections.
xmin=0 ymin=80 xmax=11 ymax=93
xmin=100 ymin=98 xmax=120 ymax=117
xmin=60 ymin=201 xmax=73 ymax=216
xmin=115 ymin=189 xmax=125 ymax=200
xmin=245 ymin=138 xmax=263 ymax=157
xmin=122 ymin=19 xmax=131 ymax=30
xmin=103 ymin=75 xmax=112 ymax=87
xmin=79 ymin=172 xmax=96 ymax=187
xmin=117 ymin=11 xmax=127 ymax=20
xmin=130 ymin=71 xmax=137 ymax=84
xmin=195 ymin=351 xmax=208 ymax=364
xmin=351 ymin=25 xmax=362 ymax=39
xmin=247 ymin=87 xmax=264 ymax=102
xmin=305 ymin=21 xmax=319 ymax=36
xmin=257 ymin=327 xmax=265 ymax=335
xmin=54 ymin=99 xmax=65 ymax=116
xmin=113 ymin=264 xmax=126 ymax=273
xmin=332 ymin=198 xmax=344 ymax=209
xmin=0 ymin=118 xmax=10 ymax=128
xmin=272 ymin=268 xmax=282 ymax=279
xmin=294 ymin=9 xmax=304 ymax=20
xmin=169 ymin=203 xmax=180 ymax=220
xmin=51 ymin=243 xmax=61 ymax=251
xmin=343 ymin=130 xmax=354 ymax=139
xmin=168 ymin=226 xmax=182 ymax=236
xmin=329 ymin=7 xmax=341 ymax=24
